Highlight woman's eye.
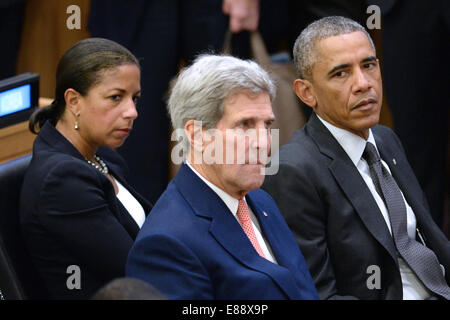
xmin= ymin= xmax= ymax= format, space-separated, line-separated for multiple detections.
xmin=110 ymin=95 xmax=121 ymax=102
xmin=133 ymin=96 xmax=140 ymax=105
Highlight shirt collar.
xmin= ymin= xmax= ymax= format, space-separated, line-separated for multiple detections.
xmin=186 ymin=162 xmax=240 ymax=215
xmin=316 ymin=114 xmax=379 ymax=166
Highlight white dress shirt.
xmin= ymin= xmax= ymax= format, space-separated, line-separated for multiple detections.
xmin=186 ymin=162 xmax=277 ymax=264
xmin=114 ymin=177 xmax=146 ymax=229
xmin=317 ymin=115 xmax=432 ymax=300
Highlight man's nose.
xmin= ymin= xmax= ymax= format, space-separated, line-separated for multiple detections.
xmin=353 ymin=67 xmax=371 ymax=93
xmin=250 ymin=126 xmax=271 ymax=150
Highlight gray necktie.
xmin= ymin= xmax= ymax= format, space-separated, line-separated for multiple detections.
xmin=363 ymin=142 xmax=450 ymax=299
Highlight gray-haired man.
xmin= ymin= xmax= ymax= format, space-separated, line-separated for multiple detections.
xmin=263 ymin=16 xmax=450 ymax=300
xmin=126 ymin=54 xmax=319 ymax=300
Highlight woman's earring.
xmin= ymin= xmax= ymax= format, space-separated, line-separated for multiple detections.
xmin=74 ymin=114 xmax=80 ymax=130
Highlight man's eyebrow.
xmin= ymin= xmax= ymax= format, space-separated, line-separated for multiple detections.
xmin=327 ymin=56 xmax=377 ymax=76
xmin=361 ymin=56 xmax=377 ymax=63
xmin=327 ymin=63 xmax=349 ymax=76
xmin=235 ymin=115 xmax=276 ymax=124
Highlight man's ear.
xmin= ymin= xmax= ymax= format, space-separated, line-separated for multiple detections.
xmin=64 ymin=88 xmax=82 ymax=116
xmin=293 ymin=78 xmax=317 ymax=108
xmin=184 ymin=119 xmax=204 ymax=153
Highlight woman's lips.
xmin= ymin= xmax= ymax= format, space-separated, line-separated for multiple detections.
xmin=116 ymin=128 xmax=131 ymax=136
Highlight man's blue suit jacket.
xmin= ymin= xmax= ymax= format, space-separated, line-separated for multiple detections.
xmin=126 ymin=164 xmax=318 ymax=299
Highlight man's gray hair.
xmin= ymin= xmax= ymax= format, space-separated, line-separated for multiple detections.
xmin=293 ymin=16 xmax=376 ymax=80
xmin=168 ymin=54 xmax=276 ymax=150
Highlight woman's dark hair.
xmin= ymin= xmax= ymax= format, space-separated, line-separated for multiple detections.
xmin=29 ymin=38 xmax=140 ymax=134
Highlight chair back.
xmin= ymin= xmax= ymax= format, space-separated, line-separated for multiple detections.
xmin=0 ymin=154 xmax=48 ymax=299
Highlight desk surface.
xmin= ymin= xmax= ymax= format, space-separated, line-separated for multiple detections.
xmin=0 ymin=97 xmax=52 ymax=163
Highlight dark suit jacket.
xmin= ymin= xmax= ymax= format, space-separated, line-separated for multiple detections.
xmin=20 ymin=122 xmax=151 ymax=299
xmin=262 ymin=113 xmax=450 ymax=300
xmin=126 ymin=164 xmax=319 ymax=299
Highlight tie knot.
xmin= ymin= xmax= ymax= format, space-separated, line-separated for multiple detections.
xmin=237 ymin=199 xmax=251 ymax=222
xmin=363 ymin=142 xmax=381 ymax=166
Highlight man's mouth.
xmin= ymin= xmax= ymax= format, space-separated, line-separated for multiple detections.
xmin=352 ymin=98 xmax=377 ymax=110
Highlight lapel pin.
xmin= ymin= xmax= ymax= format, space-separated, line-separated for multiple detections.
xmin=392 ymin=158 xmax=397 ymax=165
xmin=263 ymin=211 xmax=268 ymax=217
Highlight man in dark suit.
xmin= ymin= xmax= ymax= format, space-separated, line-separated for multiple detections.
xmin=126 ymin=54 xmax=319 ymax=300
xmin=262 ymin=16 xmax=450 ymax=300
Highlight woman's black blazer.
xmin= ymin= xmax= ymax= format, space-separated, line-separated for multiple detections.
xmin=19 ymin=121 xmax=152 ymax=299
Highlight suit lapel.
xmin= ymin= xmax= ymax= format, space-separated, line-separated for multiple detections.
xmin=175 ymin=164 xmax=302 ymax=299
xmin=245 ymin=194 xmax=308 ymax=298
xmin=102 ymin=163 xmax=141 ymax=239
xmin=105 ymin=158 xmax=152 ymax=214
xmin=329 ymin=158 xmax=398 ymax=262
xmin=95 ymin=148 xmax=152 ymax=239
xmin=307 ymin=115 xmax=397 ymax=262
xmin=38 ymin=122 xmax=149 ymax=240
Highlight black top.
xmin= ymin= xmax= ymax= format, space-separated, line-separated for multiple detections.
xmin=20 ymin=121 xmax=152 ymax=299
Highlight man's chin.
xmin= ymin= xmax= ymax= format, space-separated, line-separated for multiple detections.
xmin=243 ymin=175 xmax=265 ymax=192
xmin=356 ymin=112 xmax=380 ymax=130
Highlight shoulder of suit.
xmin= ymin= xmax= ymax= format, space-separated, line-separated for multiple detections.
xmin=247 ymin=189 xmax=285 ymax=219
xmin=30 ymin=148 xmax=81 ymax=170
xmin=248 ymin=189 xmax=277 ymax=207
xmin=248 ymin=188 xmax=269 ymax=199
xmin=372 ymin=124 xmax=395 ymax=137
xmin=276 ymin=127 xmax=321 ymax=167
xmin=280 ymin=127 xmax=315 ymax=151
xmin=29 ymin=150 xmax=103 ymax=187
xmin=372 ymin=124 xmax=403 ymax=148
xmin=150 ymin=181 xmax=188 ymax=215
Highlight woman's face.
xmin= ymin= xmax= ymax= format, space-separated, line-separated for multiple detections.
xmin=77 ymin=64 xmax=141 ymax=149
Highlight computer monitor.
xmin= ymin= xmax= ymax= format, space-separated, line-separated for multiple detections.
xmin=0 ymin=73 xmax=39 ymax=129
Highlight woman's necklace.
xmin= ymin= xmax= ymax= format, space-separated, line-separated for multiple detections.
xmin=86 ymin=155 xmax=109 ymax=175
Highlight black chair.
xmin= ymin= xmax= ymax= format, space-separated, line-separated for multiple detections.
xmin=0 ymin=154 xmax=48 ymax=299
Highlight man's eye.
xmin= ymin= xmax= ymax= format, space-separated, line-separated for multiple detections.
xmin=239 ymin=121 xmax=249 ymax=128
xmin=363 ymin=62 xmax=376 ymax=69
xmin=334 ymin=71 xmax=346 ymax=78
xmin=133 ymin=96 xmax=140 ymax=105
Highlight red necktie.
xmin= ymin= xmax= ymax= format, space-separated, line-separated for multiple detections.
xmin=236 ymin=199 xmax=265 ymax=258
